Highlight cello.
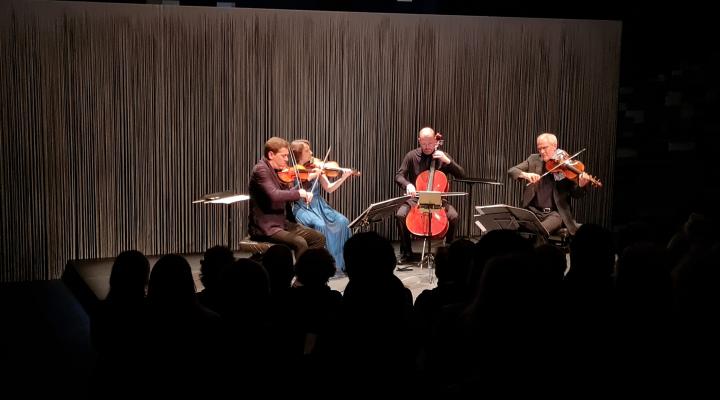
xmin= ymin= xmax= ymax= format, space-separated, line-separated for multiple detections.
xmin=405 ymin=133 xmax=449 ymax=238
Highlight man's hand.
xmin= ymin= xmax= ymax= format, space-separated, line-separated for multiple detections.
xmin=578 ymin=172 xmax=590 ymax=187
xmin=299 ymin=189 xmax=313 ymax=204
xmin=406 ymin=183 xmax=417 ymax=196
xmin=521 ymin=172 xmax=541 ymax=184
xmin=432 ymin=150 xmax=451 ymax=165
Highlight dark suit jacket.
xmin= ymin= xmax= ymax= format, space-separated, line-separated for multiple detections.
xmin=508 ymin=154 xmax=587 ymax=234
xmin=248 ymin=159 xmax=301 ymax=237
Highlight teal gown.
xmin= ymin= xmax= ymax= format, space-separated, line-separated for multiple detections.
xmin=292 ymin=182 xmax=351 ymax=272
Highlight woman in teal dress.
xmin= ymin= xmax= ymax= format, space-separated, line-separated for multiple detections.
xmin=290 ymin=140 xmax=356 ymax=273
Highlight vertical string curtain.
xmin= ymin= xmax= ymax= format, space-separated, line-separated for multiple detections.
xmin=0 ymin=2 xmax=621 ymax=281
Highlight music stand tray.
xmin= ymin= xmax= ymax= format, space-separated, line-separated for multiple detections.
xmin=416 ymin=191 xmax=443 ymax=212
xmin=474 ymin=204 xmax=549 ymax=238
xmin=453 ymin=177 xmax=503 ymax=186
xmin=193 ymin=190 xmax=250 ymax=248
xmin=193 ymin=191 xmax=249 ymax=204
xmin=349 ymin=195 xmax=410 ymax=232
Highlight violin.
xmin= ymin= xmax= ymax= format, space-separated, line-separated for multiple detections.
xmin=545 ymin=150 xmax=603 ymax=187
xmin=276 ymin=165 xmax=311 ymax=183
xmin=305 ymin=157 xmax=361 ymax=178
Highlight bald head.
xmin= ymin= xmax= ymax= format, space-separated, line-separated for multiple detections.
xmin=418 ymin=127 xmax=436 ymax=140
xmin=418 ymin=127 xmax=439 ymax=155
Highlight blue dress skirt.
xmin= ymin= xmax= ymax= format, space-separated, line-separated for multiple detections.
xmin=292 ymin=184 xmax=351 ymax=272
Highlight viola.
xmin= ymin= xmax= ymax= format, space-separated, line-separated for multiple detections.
xmin=405 ymin=132 xmax=450 ymax=238
xmin=546 ymin=150 xmax=603 ymax=187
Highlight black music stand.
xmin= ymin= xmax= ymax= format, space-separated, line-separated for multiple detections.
xmin=452 ymin=177 xmax=503 ymax=238
xmin=474 ymin=203 xmax=550 ymax=239
xmin=193 ymin=191 xmax=250 ymax=249
xmin=398 ymin=191 xmax=467 ymax=276
xmin=414 ymin=191 xmax=445 ymax=280
xmin=349 ymin=195 xmax=410 ymax=233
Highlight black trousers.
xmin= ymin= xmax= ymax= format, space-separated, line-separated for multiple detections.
xmin=395 ymin=202 xmax=458 ymax=256
xmin=264 ymin=222 xmax=326 ymax=259
xmin=528 ymin=206 xmax=564 ymax=235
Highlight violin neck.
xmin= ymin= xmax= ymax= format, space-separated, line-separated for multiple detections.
xmin=564 ymin=163 xmax=582 ymax=175
xmin=324 ymin=166 xmax=360 ymax=175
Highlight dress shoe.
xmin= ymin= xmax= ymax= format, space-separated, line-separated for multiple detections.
xmin=397 ymin=252 xmax=420 ymax=269
xmin=399 ymin=252 xmax=421 ymax=262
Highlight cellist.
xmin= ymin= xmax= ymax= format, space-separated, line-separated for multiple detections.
xmin=395 ymin=127 xmax=465 ymax=265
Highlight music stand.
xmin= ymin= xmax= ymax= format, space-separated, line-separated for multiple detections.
xmin=349 ymin=195 xmax=410 ymax=233
xmin=413 ymin=191 xmax=445 ymax=279
xmin=193 ymin=191 xmax=250 ymax=248
xmin=403 ymin=191 xmax=467 ymax=279
xmin=451 ymin=177 xmax=503 ymax=238
xmin=474 ymin=204 xmax=549 ymax=240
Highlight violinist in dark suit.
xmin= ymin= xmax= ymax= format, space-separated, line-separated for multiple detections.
xmin=508 ymin=132 xmax=591 ymax=235
xmin=248 ymin=137 xmax=325 ymax=258
xmin=394 ymin=127 xmax=465 ymax=264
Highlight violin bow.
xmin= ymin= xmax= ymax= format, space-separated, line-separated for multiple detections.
xmin=308 ymin=146 xmax=332 ymax=196
xmin=287 ymin=146 xmax=303 ymax=190
xmin=526 ymin=148 xmax=587 ymax=187
xmin=537 ymin=148 xmax=587 ymax=179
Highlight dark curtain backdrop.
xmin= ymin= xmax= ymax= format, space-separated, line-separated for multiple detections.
xmin=0 ymin=1 xmax=621 ymax=281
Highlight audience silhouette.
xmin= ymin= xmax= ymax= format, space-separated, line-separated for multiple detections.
xmin=85 ymin=211 xmax=720 ymax=395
